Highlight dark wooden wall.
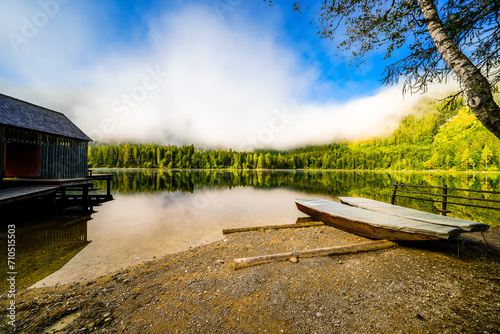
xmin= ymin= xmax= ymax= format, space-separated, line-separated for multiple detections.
xmin=0 ymin=125 xmax=89 ymax=179
xmin=5 ymin=143 xmax=42 ymax=177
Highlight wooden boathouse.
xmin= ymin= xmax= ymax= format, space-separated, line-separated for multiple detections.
xmin=0 ymin=93 xmax=90 ymax=180
xmin=0 ymin=93 xmax=112 ymax=211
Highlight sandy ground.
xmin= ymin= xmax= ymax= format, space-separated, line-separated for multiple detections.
xmin=1 ymin=223 xmax=500 ymax=334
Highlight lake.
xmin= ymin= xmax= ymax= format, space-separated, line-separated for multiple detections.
xmin=1 ymin=169 xmax=499 ymax=289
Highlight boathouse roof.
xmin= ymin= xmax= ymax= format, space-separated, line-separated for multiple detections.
xmin=0 ymin=93 xmax=92 ymax=141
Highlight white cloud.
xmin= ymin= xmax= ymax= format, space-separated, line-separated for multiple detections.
xmin=0 ymin=2 xmax=457 ymax=150
xmin=0 ymin=1 xmax=97 ymax=83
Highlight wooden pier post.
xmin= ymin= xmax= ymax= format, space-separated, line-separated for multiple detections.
xmin=106 ymin=178 xmax=111 ymax=197
xmin=82 ymin=185 xmax=89 ymax=210
xmin=391 ymin=182 xmax=398 ymax=205
xmin=442 ymin=185 xmax=448 ymax=216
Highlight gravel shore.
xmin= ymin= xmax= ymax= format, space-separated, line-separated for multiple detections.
xmin=2 ymin=223 xmax=500 ymax=334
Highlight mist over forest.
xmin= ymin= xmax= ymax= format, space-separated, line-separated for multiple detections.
xmin=89 ymin=96 xmax=500 ymax=172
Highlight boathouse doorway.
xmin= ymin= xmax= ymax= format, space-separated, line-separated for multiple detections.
xmin=5 ymin=142 xmax=42 ymax=177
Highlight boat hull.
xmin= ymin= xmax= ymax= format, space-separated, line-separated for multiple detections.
xmin=339 ymin=197 xmax=489 ymax=233
xmin=296 ymin=202 xmax=442 ymax=241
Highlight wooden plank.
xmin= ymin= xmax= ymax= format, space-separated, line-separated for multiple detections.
xmin=87 ymin=174 xmax=114 ymax=180
xmin=233 ymin=240 xmax=398 ymax=270
xmin=2 ymin=177 xmax=93 ymax=186
xmin=295 ymin=217 xmax=319 ymax=224
xmin=223 ymin=221 xmax=324 ymax=234
xmin=0 ymin=186 xmax=59 ymax=205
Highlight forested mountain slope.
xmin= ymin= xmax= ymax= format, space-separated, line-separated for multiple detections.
xmin=89 ymin=96 xmax=500 ymax=171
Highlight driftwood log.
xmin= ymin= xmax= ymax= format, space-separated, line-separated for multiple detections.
xmin=223 ymin=221 xmax=324 ymax=235
xmin=232 ymin=240 xmax=398 ymax=270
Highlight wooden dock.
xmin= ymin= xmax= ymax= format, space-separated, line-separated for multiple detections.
xmin=2 ymin=175 xmax=108 ymax=186
xmin=0 ymin=186 xmax=59 ymax=205
xmin=0 ymin=174 xmax=113 ymax=210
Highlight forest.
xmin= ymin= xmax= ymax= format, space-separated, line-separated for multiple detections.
xmin=88 ymin=97 xmax=500 ymax=172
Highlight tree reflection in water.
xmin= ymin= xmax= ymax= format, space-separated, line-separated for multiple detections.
xmin=95 ymin=169 xmax=499 ymax=226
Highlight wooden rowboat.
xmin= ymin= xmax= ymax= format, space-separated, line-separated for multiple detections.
xmin=339 ymin=197 xmax=489 ymax=232
xmin=295 ymin=198 xmax=462 ymax=241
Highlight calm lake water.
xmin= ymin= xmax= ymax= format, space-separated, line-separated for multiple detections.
xmin=1 ymin=169 xmax=499 ymax=289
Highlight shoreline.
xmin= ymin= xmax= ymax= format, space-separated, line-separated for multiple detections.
xmin=91 ymin=167 xmax=500 ymax=174
xmin=4 ymin=224 xmax=500 ymax=333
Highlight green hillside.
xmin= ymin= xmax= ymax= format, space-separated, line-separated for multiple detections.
xmin=286 ymin=96 xmax=500 ymax=171
xmin=339 ymin=98 xmax=500 ymax=171
xmin=89 ymin=95 xmax=500 ymax=171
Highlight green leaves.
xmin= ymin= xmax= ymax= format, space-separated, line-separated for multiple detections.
xmin=288 ymin=0 xmax=500 ymax=103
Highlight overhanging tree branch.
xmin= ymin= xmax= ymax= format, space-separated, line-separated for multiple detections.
xmin=417 ymin=0 xmax=500 ymax=139
xmin=273 ymin=0 xmax=500 ymax=140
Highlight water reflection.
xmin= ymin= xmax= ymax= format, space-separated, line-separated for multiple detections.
xmin=32 ymin=187 xmax=315 ymax=287
xmin=0 ymin=214 xmax=91 ymax=290
xmin=96 ymin=169 xmax=499 ymax=196
xmin=2 ymin=169 xmax=499 ymax=288
xmin=94 ymin=169 xmax=499 ymax=224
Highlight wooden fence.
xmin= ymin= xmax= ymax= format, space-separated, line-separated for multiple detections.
xmin=391 ymin=182 xmax=500 ymax=216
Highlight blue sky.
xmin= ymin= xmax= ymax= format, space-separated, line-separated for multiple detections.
xmin=0 ymin=0 xmax=453 ymax=149
xmin=87 ymin=0 xmax=389 ymax=102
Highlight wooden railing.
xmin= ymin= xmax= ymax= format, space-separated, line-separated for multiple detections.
xmin=391 ymin=182 xmax=500 ymax=216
